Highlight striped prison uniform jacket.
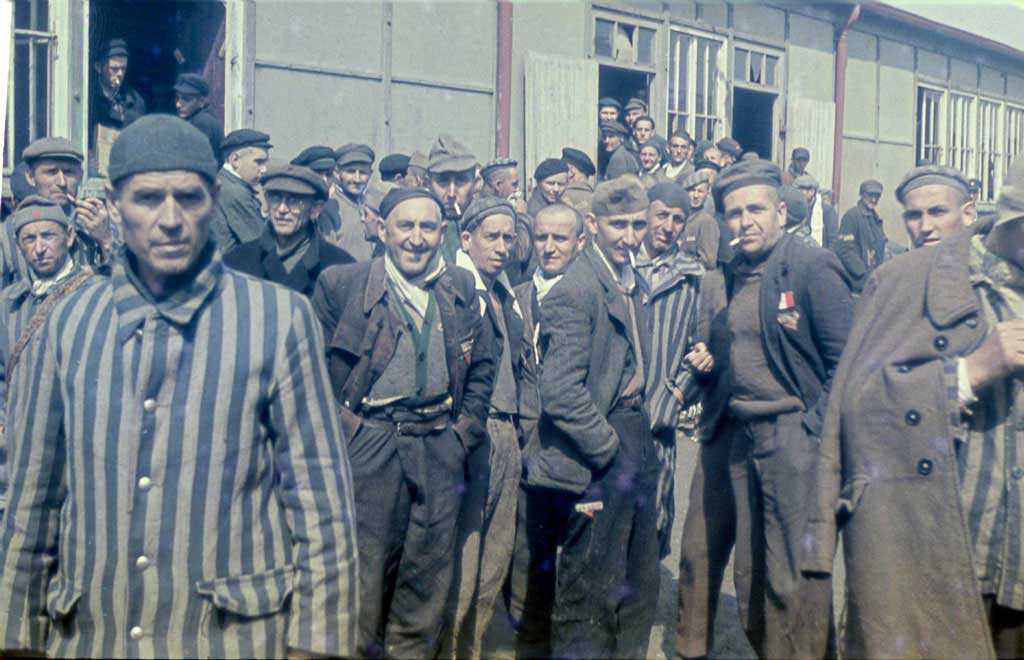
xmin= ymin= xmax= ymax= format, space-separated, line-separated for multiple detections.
xmin=0 ymin=246 xmax=359 ymax=658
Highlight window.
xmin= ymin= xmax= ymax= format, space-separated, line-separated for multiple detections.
xmin=5 ymin=0 xmax=53 ymax=171
xmin=734 ymin=46 xmax=780 ymax=90
xmin=916 ymin=86 xmax=943 ymax=166
xmin=1006 ymin=105 xmax=1024 ymax=172
xmin=667 ymin=29 xmax=726 ymax=141
xmin=977 ymin=99 xmax=1002 ymax=201
xmin=946 ymin=93 xmax=973 ymax=175
xmin=594 ymin=17 xmax=656 ymax=68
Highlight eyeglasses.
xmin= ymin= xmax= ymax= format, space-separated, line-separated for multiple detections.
xmin=266 ymin=192 xmax=312 ymax=209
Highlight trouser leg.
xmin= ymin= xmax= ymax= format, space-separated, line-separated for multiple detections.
xmin=448 ymin=432 xmax=490 ymax=657
xmin=655 ymin=428 xmax=678 ymax=560
xmin=729 ymin=420 xmax=767 ymax=656
xmin=675 ymin=425 xmax=737 ymax=659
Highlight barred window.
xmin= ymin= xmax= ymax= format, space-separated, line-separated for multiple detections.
xmin=5 ymin=0 xmax=53 ymax=171
xmin=667 ymin=29 xmax=725 ymax=141
xmin=916 ymin=86 xmax=943 ymax=166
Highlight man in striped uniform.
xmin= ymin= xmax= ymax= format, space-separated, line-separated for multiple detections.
xmin=0 ymin=115 xmax=358 ymax=658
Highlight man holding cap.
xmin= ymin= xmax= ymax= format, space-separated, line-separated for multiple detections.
xmin=835 ymin=178 xmax=891 ymax=293
xmin=795 ymin=173 xmax=839 ymax=250
xmin=805 ymin=159 xmax=1024 ymax=660
xmin=527 ymin=158 xmax=569 ymax=216
xmin=0 ymin=115 xmax=357 ymax=658
xmin=379 ymin=153 xmax=410 ymax=184
xmin=312 ymin=186 xmax=495 ymax=658
xmin=601 ymin=121 xmax=640 ymax=181
xmin=783 ymin=147 xmax=811 ymax=185
xmin=223 ymin=163 xmax=354 ymax=295
xmin=211 ymin=128 xmax=272 ymax=252
xmin=533 ymin=175 xmax=659 ymax=658
xmin=173 ymin=73 xmax=222 ymax=159
xmin=895 ymin=164 xmax=975 ymax=249
xmin=426 ymin=134 xmax=479 ymax=262
xmin=319 ymin=143 xmax=376 ymax=262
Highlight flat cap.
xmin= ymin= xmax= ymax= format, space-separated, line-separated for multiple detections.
xmin=682 ymin=170 xmax=714 ymax=190
xmin=261 ymin=163 xmax=327 ymax=200
xmin=534 ymin=158 xmax=569 ymax=182
xmin=712 ymin=159 xmax=783 ymax=209
xmin=792 ymin=147 xmax=811 ymax=160
xmin=600 ymin=120 xmax=630 ymax=137
xmin=11 ymin=195 xmax=71 ymax=236
xmin=778 ymin=185 xmax=808 ymax=228
xmin=481 ymin=157 xmax=517 ymax=181
xmin=624 ymin=97 xmax=647 ymax=112
xmin=22 ymin=136 xmax=83 ymax=165
xmin=221 ymin=129 xmax=272 ymax=156
xmin=592 ymin=175 xmax=649 ymax=217
xmin=647 ymin=182 xmax=689 ymax=210
xmin=693 ymin=159 xmax=721 ymax=173
xmin=859 ymin=179 xmax=884 ymax=195
xmin=996 ymin=159 xmax=1024 ymax=227
xmin=335 ymin=143 xmax=375 ymax=169
xmin=895 ymin=165 xmax=970 ymax=203
xmin=291 ymin=145 xmax=336 ymax=173
xmin=173 ymin=73 xmax=209 ymax=97
xmin=561 ymin=148 xmax=595 ymax=177
xmin=363 ymin=182 xmax=398 ymax=215
xmin=108 ymin=114 xmax=218 ymax=184
xmin=10 ymin=162 xmax=35 ymax=202
xmin=380 ymin=187 xmax=443 ymax=220
xmin=408 ymin=151 xmax=429 ymax=170
xmin=460 ymin=195 xmax=516 ymax=233
xmin=97 ymin=38 xmax=129 ymax=61
xmin=716 ymin=137 xmax=743 ymax=158
xmin=379 ymin=153 xmax=410 ymax=179
xmin=598 ymin=97 xmax=623 ymax=111
xmin=794 ymin=173 xmax=819 ymax=190
xmin=428 ymin=134 xmax=477 ymax=174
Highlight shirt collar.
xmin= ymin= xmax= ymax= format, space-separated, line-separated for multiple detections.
xmin=532 ymin=268 xmax=562 ymax=303
xmin=593 ymin=243 xmax=637 ymax=294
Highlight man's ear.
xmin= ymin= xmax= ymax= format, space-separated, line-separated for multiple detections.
xmin=460 ymin=230 xmax=473 ymax=253
xmin=962 ymin=199 xmax=978 ymax=226
xmin=585 ymin=212 xmax=598 ymax=237
xmin=777 ymin=201 xmax=788 ymax=228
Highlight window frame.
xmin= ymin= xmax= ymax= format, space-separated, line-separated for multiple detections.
xmin=5 ymin=0 xmax=56 ymax=173
xmin=592 ymin=11 xmax=660 ymax=72
xmin=666 ymin=25 xmax=727 ymax=142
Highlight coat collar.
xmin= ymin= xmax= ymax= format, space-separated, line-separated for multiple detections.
xmin=924 ymin=232 xmax=981 ymax=327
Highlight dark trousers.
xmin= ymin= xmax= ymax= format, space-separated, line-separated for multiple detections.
xmin=551 ymin=406 xmax=661 ymax=659
xmin=729 ymin=412 xmax=833 ymax=659
xmin=348 ymin=422 xmax=465 ymax=658
xmin=675 ymin=430 xmax=737 ymax=659
xmin=985 ymin=597 xmax=1024 ymax=659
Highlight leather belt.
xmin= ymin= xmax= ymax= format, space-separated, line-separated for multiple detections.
xmin=361 ymin=416 xmax=449 ymax=437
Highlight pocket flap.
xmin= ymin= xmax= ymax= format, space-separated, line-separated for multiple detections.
xmin=46 ymin=576 xmax=82 ymax=621
xmin=195 ymin=565 xmax=295 ymax=617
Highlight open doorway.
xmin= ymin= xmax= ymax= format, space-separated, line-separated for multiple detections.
xmin=597 ymin=65 xmax=651 ymax=173
xmin=732 ymin=88 xmax=775 ymax=159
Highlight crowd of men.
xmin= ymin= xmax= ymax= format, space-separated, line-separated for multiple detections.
xmin=0 ymin=45 xmax=1020 ymax=660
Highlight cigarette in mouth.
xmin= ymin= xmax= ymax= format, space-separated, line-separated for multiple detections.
xmin=729 ymin=237 xmax=742 ymax=247
xmin=455 ymin=201 xmax=462 ymax=216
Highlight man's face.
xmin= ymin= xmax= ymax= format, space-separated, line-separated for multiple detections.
xmin=461 ymin=213 xmax=516 ymax=279
xmin=230 ymin=147 xmax=270 ymax=187
xmin=362 ymin=207 xmax=383 ymax=242
xmin=565 ymin=163 xmax=586 ymax=185
xmin=428 ymin=169 xmax=475 ymax=218
xmin=488 ymin=167 xmax=520 ymax=198
xmin=17 ymin=220 xmax=73 ymax=278
xmin=633 ymin=120 xmax=654 ymax=145
xmin=539 ymin=172 xmax=568 ymax=204
xmin=313 ymin=168 xmax=334 ymax=191
xmin=337 ymin=164 xmax=371 ymax=198
xmin=26 ymin=158 xmax=83 ymax=205
xmin=723 ymin=185 xmax=786 ymax=259
xmin=599 ymin=106 xmax=620 ymax=123
xmin=379 ymin=197 xmax=445 ymax=277
xmin=100 ymin=56 xmax=128 ymax=91
xmin=587 ymin=211 xmax=648 ymax=266
xmin=706 ymin=147 xmax=726 ymax=167
xmin=720 ymin=152 xmax=736 ymax=168
xmin=688 ymin=182 xmax=710 ymax=210
xmin=792 ymin=156 xmax=809 ymax=174
xmin=625 ymin=108 xmax=644 ymax=126
xmin=266 ymin=190 xmax=315 ymax=240
xmin=860 ymin=190 xmax=881 ymax=211
xmin=669 ymin=137 xmax=693 ymax=165
xmin=534 ymin=208 xmax=584 ymax=277
xmin=603 ymin=131 xmax=623 ymax=153
xmin=645 ymin=200 xmax=685 ymax=256
xmin=901 ymin=184 xmax=974 ymax=249
xmin=799 ymin=186 xmax=817 ymax=205
xmin=639 ymin=146 xmax=660 ymax=171
xmin=174 ymin=93 xmax=204 ymax=119
xmin=109 ymin=171 xmax=216 ymax=288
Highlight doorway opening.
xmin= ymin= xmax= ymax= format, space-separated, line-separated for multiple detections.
xmin=731 ymin=87 xmax=775 ymax=159
xmin=597 ymin=65 xmax=651 ymax=173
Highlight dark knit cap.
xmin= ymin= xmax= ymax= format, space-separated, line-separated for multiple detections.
xmin=561 ymin=147 xmax=596 ymax=177
xmin=97 ymin=38 xmax=129 ymax=61
xmin=22 ymin=137 xmax=83 ymax=165
xmin=173 ymin=73 xmax=209 ymax=97
xmin=895 ymin=165 xmax=970 ymax=203
xmin=222 ymin=129 xmax=272 ymax=157
xmin=534 ymin=158 xmax=569 ymax=182
xmin=261 ymin=163 xmax=327 ymax=200
xmin=598 ymin=97 xmax=623 ymax=112
xmin=460 ymin=195 xmax=516 ymax=233
xmin=335 ymin=143 xmax=375 ymax=168
xmin=108 ymin=114 xmax=218 ymax=184
xmin=647 ymin=182 xmax=689 ymax=210
xmin=379 ymin=187 xmax=443 ymax=220
xmin=712 ymin=159 xmax=783 ymax=210
xmin=778 ymin=185 xmax=809 ymax=228
xmin=716 ymin=137 xmax=742 ymax=158
xmin=379 ymin=153 xmax=410 ymax=179
xmin=693 ymin=159 xmax=721 ymax=173
xmin=291 ymin=145 xmax=336 ymax=173
xmin=11 ymin=195 xmax=71 ymax=236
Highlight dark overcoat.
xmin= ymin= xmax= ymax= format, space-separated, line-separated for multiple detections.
xmin=223 ymin=228 xmax=354 ymax=296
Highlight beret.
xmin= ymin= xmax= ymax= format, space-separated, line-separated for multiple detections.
xmin=895 ymin=165 xmax=970 ymax=203
xmin=997 ymin=159 xmax=1024 ymax=227
xmin=682 ymin=170 xmax=714 ymax=190
xmin=108 ymin=114 xmax=218 ymax=184
xmin=740 ymin=151 xmax=759 ymax=161
xmin=561 ymin=148 xmax=595 ymax=177
xmin=261 ymin=163 xmax=327 ymax=200
xmin=859 ymin=179 xmax=884 ymax=195
xmin=363 ymin=182 xmax=398 ymax=214
xmin=647 ymin=182 xmax=689 ymax=210
xmin=534 ymin=158 xmax=569 ymax=182
xmin=10 ymin=162 xmax=35 ymax=202
xmin=408 ymin=151 xmax=429 ymax=170
xmin=693 ymin=159 xmax=721 ymax=173
xmin=480 ymin=157 xmax=517 ymax=180
xmin=600 ymin=120 xmax=630 ymax=137
xmin=794 ymin=173 xmax=819 ymax=189
xmin=428 ymin=135 xmax=476 ymax=174
xmin=712 ymin=159 xmax=783 ymax=210
xmin=173 ymin=73 xmax=209 ymax=97
xmin=12 ymin=195 xmax=71 ymax=236
xmin=598 ymin=97 xmax=623 ymax=111
xmin=379 ymin=187 xmax=443 ymax=220
xmin=379 ymin=153 xmax=410 ymax=179
xmin=97 ymin=38 xmax=129 ymax=60
xmin=22 ymin=137 xmax=83 ymax=165
xmin=291 ymin=145 xmax=336 ymax=173
xmin=592 ymin=175 xmax=648 ymax=217
xmin=624 ymin=97 xmax=647 ymax=112
xmin=716 ymin=137 xmax=742 ymax=158
xmin=778 ymin=185 xmax=809 ymax=228
xmin=335 ymin=143 xmax=375 ymax=168
xmin=222 ymin=129 xmax=272 ymax=156
xmin=460 ymin=195 xmax=516 ymax=233
xmin=792 ymin=147 xmax=811 ymax=160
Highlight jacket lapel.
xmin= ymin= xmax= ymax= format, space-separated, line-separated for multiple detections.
xmin=925 ymin=233 xmax=981 ymax=327
xmin=583 ymin=247 xmax=630 ymax=331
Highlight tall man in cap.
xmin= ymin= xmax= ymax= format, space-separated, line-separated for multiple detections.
xmin=835 ymin=178 xmax=892 ymax=293
xmin=527 ymin=158 xmax=569 ymax=215
xmin=693 ymin=159 xmax=853 ymax=658
xmin=449 ymin=196 xmax=528 ymax=658
xmin=658 ymin=129 xmax=696 ymax=185
xmin=173 ymin=73 xmax=223 ymax=159
xmin=379 ymin=153 xmax=410 ymax=185
xmin=896 ymin=165 xmax=976 ymax=249
xmin=804 ymin=159 xmax=1024 ymax=660
xmin=601 ymin=121 xmax=640 ymax=181
xmin=532 ymin=175 xmax=659 ymax=658
xmin=783 ymin=147 xmax=811 ymax=185
xmin=320 ymin=143 xmax=376 ymax=262
xmin=598 ymin=97 xmax=623 ymax=124
xmin=426 ymin=134 xmax=479 ymax=263
xmin=680 ymin=170 xmax=720 ymax=271
xmin=312 ymin=186 xmax=495 ymax=658
xmin=795 ymin=173 xmax=839 ymax=250
xmin=223 ymin=163 xmax=354 ymax=296
xmin=210 ymin=128 xmax=272 ymax=252
xmin=0 ymin=114 xmax=358 ymax=658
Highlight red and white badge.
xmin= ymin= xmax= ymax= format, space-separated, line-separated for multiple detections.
xmin=778 ymin=290 xmax=796 ymax=311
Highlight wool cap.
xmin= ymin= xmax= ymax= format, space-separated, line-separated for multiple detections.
xmin=592 ymin=175 xmax=648 ymax=217
xmin=364 ymin=182 xmax=398 ymax=215
xmin=561 ymin=148 xmax=596 ymax=177
xmin=291 ymin=145 xmax=336 ymax=173
xmin=716 ymin=137 xmax=742 ymax=158
xmin=693 ymin=159 xmax=721 ymax=173
xmin=108 ymin=114 xmax=218 ymax=184
xmin=427 ymin=134 xmax=477 ymax=174
xmin=895 ymin=165 xmax=970 ymax=203
xmin=10 ymin=162 xmax=35 ymax=202
xmin=682 ymin=170 xmax=714 ymax=190
xmin=859 ymin=179 xmax=884 ymax=195
xmin=408 ymin=151 xmax=429 ymax=171
xmin=480 ymin=157 xmax=517 ymax=181
xmin=335 ymin=143 xmax=375 ymax=169
xmin=600 ymin=120 xmax=630 ymax=137
xmin=173 ymin=73 xmax=209 ymax=97
xmin=996 ymin=159 xmax=1024 ymax=227
xmin=778 ymin=184 xmax=809 ymax=228
xmin=647 ymin=182 xmax=689 ymax=210
xmin=11 ymin=195 xmax=71 ymax=236
xmin=534 ymin=158 xmax=569 ymax=182
xmin=261 ymin=163 xmax=327 ymax=200
xmin=22 ymin=137 xmax=83 ymax=165
xmin=97 ymin=38 xmax=129 ymax=61
xmin=794 ymin=173 xmax=819 ymax=190
xmin=712 ymin=159 xmax=783 ymax=210
xmin=379 ymin=153 xmax=410 ymax=179
xmin=379 ymin=187 xmax=443 ymax=220
xmin=222 ymin=129 xmax=272 ymax=157
xmin=460 ymin=195 xmax=516 ymax=233
xmin=624 ymin=97 xmax=647 ymax=112
xmin=598 ymin=97 xmax=623 ymax=112
xmin=740 ymin=151 xmax=760 ymax=161
xmin=792 ymin=147 xmax=811 ymax=160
